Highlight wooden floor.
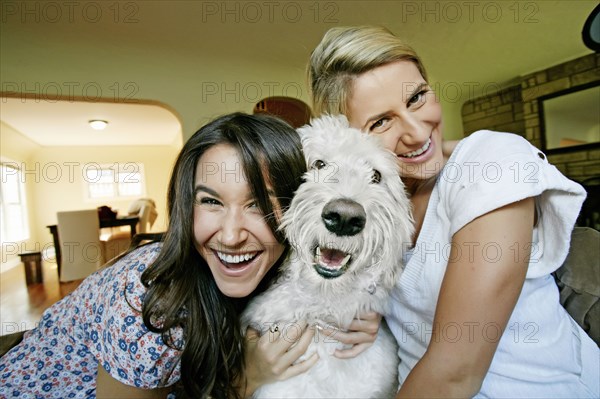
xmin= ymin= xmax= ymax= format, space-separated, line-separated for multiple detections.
xmin=0 ymin=259 xmax=83 ymax=336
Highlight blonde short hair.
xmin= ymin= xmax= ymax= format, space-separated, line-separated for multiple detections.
xmin=308 ymin=26 xmax=428 ymax=117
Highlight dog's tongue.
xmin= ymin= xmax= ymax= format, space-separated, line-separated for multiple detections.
xmin=319 ymin=248 xmax=347 ymax=268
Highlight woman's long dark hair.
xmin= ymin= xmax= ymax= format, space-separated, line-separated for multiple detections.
xmin=140 ymin=113 xmax=306 ymax=398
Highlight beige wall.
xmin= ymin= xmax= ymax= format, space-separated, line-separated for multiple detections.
xmin=1 ymin=122 xmax=179 ymax=270
xmin=1 ymin=122 xmax=41 ymax=267
xmin=31 ymin=145 xmax=178 ymax=239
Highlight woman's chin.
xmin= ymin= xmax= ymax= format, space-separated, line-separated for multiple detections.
xmin=221 ymin=284 xmax=254 ymax=299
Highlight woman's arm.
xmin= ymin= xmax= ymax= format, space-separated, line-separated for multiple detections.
xmin=96 ymin=363 xmax=172 ymax=399
xmin=397 ymin=197 xmax=535 ymax=398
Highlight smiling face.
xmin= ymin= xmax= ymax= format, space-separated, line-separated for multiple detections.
xmin=346 ymin=61 xmax=444 ymax=185
xmin=193 ymin=144 xmax=285 ymax=298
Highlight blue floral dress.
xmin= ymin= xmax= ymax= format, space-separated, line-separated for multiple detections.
xmin=0 ymin=243 xmax=182 ymax=398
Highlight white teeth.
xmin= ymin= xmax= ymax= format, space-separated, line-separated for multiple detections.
xmin=217 ymin=251 xmax=257 ymax=264
xmin=341 ymin=254 xmax=351 ymax=266
xmin=315 ymin=247 xmax=324 ymax=265
xmin=401 ymin=138 xmax=431 ymax=158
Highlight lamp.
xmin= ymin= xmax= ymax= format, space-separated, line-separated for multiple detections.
xmin=582 ymin=3 xmax=600 ymax=52
xmin=89 ymin=120 xmax=108 ymax=130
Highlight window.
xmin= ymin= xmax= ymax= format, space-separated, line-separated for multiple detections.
xmin=0 ymin=162 xmax=29 ymax=243
xmin=84 ymin=163 xmax=146 ymax=200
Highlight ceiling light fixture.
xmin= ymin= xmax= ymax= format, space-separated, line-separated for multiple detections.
xmin=89 ymin=120 xmax=108 ymax=130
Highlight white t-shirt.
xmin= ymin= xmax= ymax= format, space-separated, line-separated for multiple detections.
xmin=387 ymin=130 xmax=599 ymax=397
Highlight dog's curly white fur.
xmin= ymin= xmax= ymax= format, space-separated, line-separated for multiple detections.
xmin=241 ymin=115 xmax=413 ymax=398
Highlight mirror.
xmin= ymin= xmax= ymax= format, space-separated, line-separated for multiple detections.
xmin=539 ymin=83 xmax=600 ymax=151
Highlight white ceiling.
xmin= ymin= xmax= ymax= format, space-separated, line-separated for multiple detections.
xmin=0 ymin=0 xmax=597 ymax=144
xmin=1 ymin=97 xmax=182 ymax=146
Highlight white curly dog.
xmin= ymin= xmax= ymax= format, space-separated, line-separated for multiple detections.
xmin=241 ymin=115 xmax=413 ymax=398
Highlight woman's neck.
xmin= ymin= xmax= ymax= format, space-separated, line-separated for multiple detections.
xmin=404 ymin=176 xmax=437 ymax=197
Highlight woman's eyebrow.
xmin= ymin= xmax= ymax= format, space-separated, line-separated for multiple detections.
xmin=407 ymin=82 xmax=428 ymax=100
xmin=364 ymin=111 xmax=392 ymax=129
xmin=362 ymin=82 xmax=429 ymax=129
xmin=194 ymin=184 xmax=219 ymax=198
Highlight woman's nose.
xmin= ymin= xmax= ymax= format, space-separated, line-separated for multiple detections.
xmin=395 ymin=114 xmax=424 ymax=146
xmin=219 ymin=209 xmax=248 ymax=247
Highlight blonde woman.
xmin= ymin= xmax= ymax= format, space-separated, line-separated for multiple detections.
xmin=308 ymin=26 xmax=599 ymax=398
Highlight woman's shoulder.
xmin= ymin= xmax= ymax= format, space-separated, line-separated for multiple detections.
xmin=48 ymin=242 xmax=162 ymax=319
xmin=89 ymin=241 xmax=163 ymax=314
xmin=87 ymin=241 xmax=182 ymax=388
xmin=439 ymin=131 xmax=586 ymax=276
xmin=116 ymin=242 xmax=164 ymax=285
xmin=116 ymin=241 xmax=163 ymax=273
xmin=99 ymin=242 xmax=162 ymax=284
xmin=71 ymin=242 xmax=162 ymax=306
xmin=455 ymin=130 xmax=537 ymax=162
xmin=114 ymin=242 xmax=163 ymax=306
xmin=440 ymin=129 xmax=549 ymax=190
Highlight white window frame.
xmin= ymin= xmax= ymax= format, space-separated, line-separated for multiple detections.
xmin=0 ymin=160 xmax=30 ymax=243
xmin=83 ymin=162 xmax=147 ymax=201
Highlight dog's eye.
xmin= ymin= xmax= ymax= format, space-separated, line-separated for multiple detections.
xmin=312 ymin=160 xmax=326 ymax=170
xmin=371 ymin=170 xmax=382 ymax=184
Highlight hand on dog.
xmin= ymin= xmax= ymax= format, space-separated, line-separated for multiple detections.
xmin=243 ymin=322 xmax=319 ymax=395
xmin=318 ymin=311 xmax=382 ymax=359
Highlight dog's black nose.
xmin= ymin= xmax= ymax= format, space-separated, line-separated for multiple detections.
xmin=321 ymin=198 xmax=366 ymax=236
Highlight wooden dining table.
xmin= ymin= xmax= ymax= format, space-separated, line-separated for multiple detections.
xmin=47 ymin=215 xmax=139 ymax=275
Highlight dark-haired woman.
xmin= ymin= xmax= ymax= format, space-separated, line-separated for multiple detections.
xmin=0 ymin=113 xmax=381 ymax=399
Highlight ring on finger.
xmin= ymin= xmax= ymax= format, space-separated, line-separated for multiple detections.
xmin=269 ymin=323 xmax=279 ymax=334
